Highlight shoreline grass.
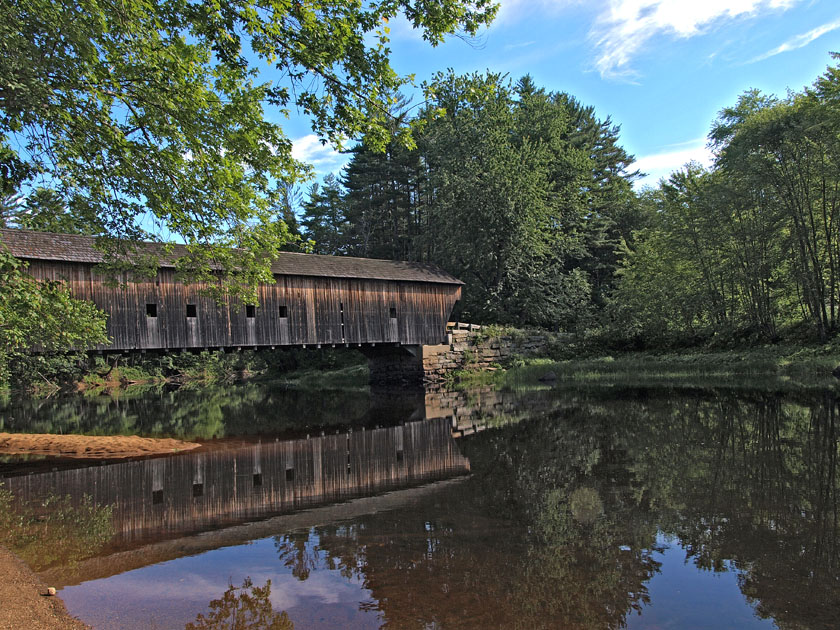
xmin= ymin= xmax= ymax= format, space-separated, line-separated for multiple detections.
xmin=453 ymin=345 xmax=840 ymax=392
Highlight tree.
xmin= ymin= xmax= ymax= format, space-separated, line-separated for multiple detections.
xmin=340 ymin=94 xmax=428 ymax=260
xmin=612 ymin=57 xmax=840 ymax=345
xmin=329 ymin=72 xmax=640 ymax=328
xmin=300 ymin=174 xmax=349 ymax=255
xmin=611 ymin=164 xmax=783 ymax=344
xmin=341 ymin=140 xmax=426 ymax=260
xmin=420 ymin=71 xmax=592 ymax=326
xmin=2 ymin=187 xmax=101 ymax=234
xmin=704 ymin=59 xmax=840 ymax=341
xmin=554 ymin=91 xmax=641 ymax=307
xmin=1 ymin=0 xmax=497 ymax=299
xmin=0 ymin=248 xmax=108 ymax=385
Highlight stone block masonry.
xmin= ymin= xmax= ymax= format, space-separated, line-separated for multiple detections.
xmin=421 ymin=324 xmax=553 ymax=385
xmin=362 ymin=325 xmax=555 ymax=387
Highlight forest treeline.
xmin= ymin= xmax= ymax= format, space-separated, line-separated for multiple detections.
xmin=298 ymin=57 xmax=840 ymax=346
xmin=300 ymin=71 xmax=642 ymax=331
xmin=5 ymin=51 xmax=840 ymax=391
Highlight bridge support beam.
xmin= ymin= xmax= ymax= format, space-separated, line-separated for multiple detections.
xmin=360 ymin=345 xmax=425 ymax=387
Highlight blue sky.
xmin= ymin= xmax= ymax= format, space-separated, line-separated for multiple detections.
xmin=287 ymin=0 xmax=840 ymax=188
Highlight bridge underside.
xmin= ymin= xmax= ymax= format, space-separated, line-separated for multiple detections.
xmin=90 ymin=341 xmax=417 ymax=354
xmin=88 ymin=343 xmax=430 ymax=387
xmin=359 ymin=345 xmax=425 ymax=387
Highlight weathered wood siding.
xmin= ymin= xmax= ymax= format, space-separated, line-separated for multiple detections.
xmin=4 ymin=418 xmax=469 ymax=543
xmin=24 ymin=260 xmax=461 ymax=350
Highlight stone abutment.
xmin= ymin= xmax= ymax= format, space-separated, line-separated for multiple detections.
xmin=364 ymin=325 xmax=554 ymax=387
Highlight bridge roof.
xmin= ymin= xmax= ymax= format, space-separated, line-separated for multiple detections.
xmin=0 ymin=229 xmax=464 ymax=285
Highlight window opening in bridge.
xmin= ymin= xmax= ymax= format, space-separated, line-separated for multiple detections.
xmin=246 ymin=304 xmax=256 ymax=318
xmin=186 ymin=304 xmax=197 ymax=318
xmin=192 ymin=482 xmax=204 ymax=497
xmin=279 ymin=305 xmax=288 ymax=318
xmin=146 ymin=303 xmax=157 ymax=318
xmin=253 ymin=473 xmax=262 ymax=488
xmin=340 ymin=302 xmax=346 ymax=342
xmin=285 ymin=467 xmax=295 ymax=482
xmin=389 ymin=307 xmax=397 ymax=318
xmin=396 ymin=449 xmax=404 ymax=463
xmin=152 ymin=489 xmax=163 ymax=505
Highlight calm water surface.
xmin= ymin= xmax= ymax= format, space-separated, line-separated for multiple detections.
xmin=2 ymin=382 xmax=839 ymax=629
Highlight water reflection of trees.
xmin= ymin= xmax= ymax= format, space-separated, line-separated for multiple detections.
xmin=270 ymin=389 xmax=839 ymax=630
xmin=627 ymin=392 xmax=840 ymax=630
xmin=185 ymin=578 xmax=293 ymax=630
xmin=8 ymin=384 xmax=837 ymax=628
xmin=274 ymin=530 xmax=319 ymax=581
xmin=460 ymin=406 xmax=663 ymax=630
xmin=517 ymin=389 xmax=840 ymax=630
xmin=0 ymin=383 xmax=386 ymax=439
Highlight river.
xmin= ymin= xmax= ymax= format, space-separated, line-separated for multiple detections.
xmin=1 ymin=380 xmax=838 ymax=629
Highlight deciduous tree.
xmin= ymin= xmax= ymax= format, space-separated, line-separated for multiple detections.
xmin=1 ymin=0 xmax=497 ymax=299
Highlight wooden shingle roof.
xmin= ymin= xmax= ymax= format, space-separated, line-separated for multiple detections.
xmin=0 ymin=229 xmax=463 ymax=285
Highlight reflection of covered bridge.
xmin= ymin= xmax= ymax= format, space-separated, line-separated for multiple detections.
xmin=0 ymin=229 xmax=464 ymax=382
xmin=4 ymin=418 xmax=469 ymax=545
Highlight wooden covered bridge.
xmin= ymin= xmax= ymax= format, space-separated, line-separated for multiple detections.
xmin=0 ymin=229 xmax=463 ymax=382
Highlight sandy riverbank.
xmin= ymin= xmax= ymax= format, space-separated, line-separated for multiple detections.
xmin=0 ymin=433 xmax=199 ymax=627
xmin=0 ymin=546 xmax=88 ymax=630
xmin=0 ymin=433 xmax=201 ymax=459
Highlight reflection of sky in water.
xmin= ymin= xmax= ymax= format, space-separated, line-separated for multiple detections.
xmin=61 ymin=529 xmax=779 ymax=630
xmin=627 ymin=533 xmax=776 ymax=630
xmin=32 ymin=385 xmax=840 ymax=630
xmin=60 ymin=534 xmax=381 ymax=630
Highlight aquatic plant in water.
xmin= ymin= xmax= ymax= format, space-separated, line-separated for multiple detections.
xmin=0 ymin=483 xmax=114 ymax=570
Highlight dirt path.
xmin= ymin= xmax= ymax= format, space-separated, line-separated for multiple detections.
xmin=0 ymin=546 xmax=88 ymax=630
xmin=0 ymin=433 xmax=200 ymax=459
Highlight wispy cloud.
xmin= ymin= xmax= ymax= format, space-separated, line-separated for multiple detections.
xmin=292 ymin=134 xmax=349 ymax=177
xmin=591 ymin=0 xmax=799 ymax=79
xmin=633 ymin=140 xmax=714 ymax=187
xmin=749 ymin=17 xmax=840 ymax=63
xmin=495 ymin=0 xmax=584 ymax=24
xmin=504 ymin=40 xmax=537 ymax=50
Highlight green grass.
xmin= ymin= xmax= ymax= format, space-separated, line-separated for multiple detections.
xmin=456 ymin=345 xmax=840 ymax=392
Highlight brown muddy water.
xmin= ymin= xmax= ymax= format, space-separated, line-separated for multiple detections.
xmin=1 ymin=381 xmax=838 ymax=629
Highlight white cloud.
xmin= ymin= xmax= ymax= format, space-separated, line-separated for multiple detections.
xmin=633 ymin=140 xmax=714 ymax=187
xmin=382 ymin=14 xmax=427 ymax=43
xmin=291 ymin=134 xmax=349 ymax=176
xmin=749 ymin=17 xmax=840 ymax=63
xmin=591 ymin=0 xmax=799 ymax=79
xmin=268 ymin=569 xmax=366 ymax=610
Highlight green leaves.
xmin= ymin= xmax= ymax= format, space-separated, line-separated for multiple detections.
xmin=0 ymin=248 xmax=109 ymax=385
xmin=417 ymin=71 xmax=631 ymax=327
xmin=1 ymin=0 xmax=497 ymax=295
xmin=297 ymin=71 xmax=639 ymax=329
xmin=615 ymin=56 xmax=840 ymax=344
